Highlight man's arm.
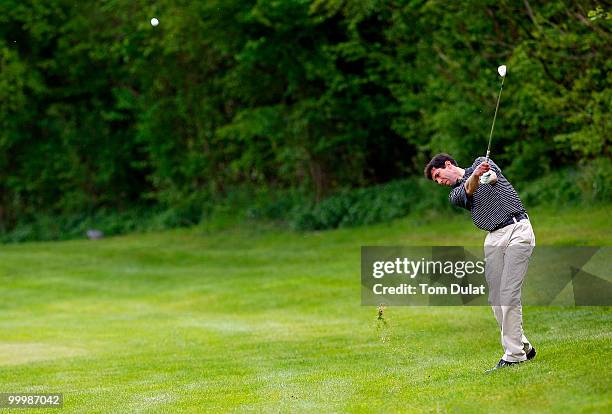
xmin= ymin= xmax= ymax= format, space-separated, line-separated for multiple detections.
xmin=450 ymin=158 xmax=499 ymax=208
xmin=465 ymin=161 xmax=493 ymax=196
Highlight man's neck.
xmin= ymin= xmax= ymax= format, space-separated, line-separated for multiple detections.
xmin=457 ymin=167 xmax=466 ymax=181
xmin=455 ymin=167 xmax=465 ymax=185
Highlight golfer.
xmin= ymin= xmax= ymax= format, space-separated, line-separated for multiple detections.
xmin=424 ymin=154 xmax=536 ymax=371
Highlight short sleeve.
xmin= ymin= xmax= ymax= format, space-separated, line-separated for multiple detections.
xmin=449 ymin=184 xmax=471 ymax=210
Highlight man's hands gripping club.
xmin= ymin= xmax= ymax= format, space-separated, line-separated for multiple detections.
xmin=465 ymin=161 xmax=497 ymax=195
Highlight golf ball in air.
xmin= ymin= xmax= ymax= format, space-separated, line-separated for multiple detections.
xmin=498 ymin=65 xmax=507 ymax=77
xmin=150 ymin=17 xmax=159 ymax=26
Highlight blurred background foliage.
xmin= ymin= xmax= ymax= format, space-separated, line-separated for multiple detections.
xmin=0 ymin=0 xmax=609 ymax=241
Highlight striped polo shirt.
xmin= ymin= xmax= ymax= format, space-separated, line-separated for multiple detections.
xmin=449 ymin=157 xmax=526 ymax=231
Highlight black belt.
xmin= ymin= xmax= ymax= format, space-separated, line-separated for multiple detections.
xmin=492 ymin=212 xmax=529 ymax=232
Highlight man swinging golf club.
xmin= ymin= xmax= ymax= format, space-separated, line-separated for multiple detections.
xmin=424 ymin=65 xmax=536 ymax=371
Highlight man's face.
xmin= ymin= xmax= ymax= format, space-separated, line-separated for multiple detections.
xmin=431 ymin=161 xmax=461 ymax=186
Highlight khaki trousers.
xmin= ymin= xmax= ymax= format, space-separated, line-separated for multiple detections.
xmin=484 ymin=219 xmax=536 ymax=362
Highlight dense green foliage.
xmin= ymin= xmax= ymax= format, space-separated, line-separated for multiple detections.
xmin=3 ymin=156 xmax=609 ymax=241
xmin=274 ymin=156 xmax=612 ymax=231
xmin=0 ymin=0 xmax=610 ymax=237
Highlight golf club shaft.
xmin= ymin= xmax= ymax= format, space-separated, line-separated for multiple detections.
xmin=485 ymin=76 xmax=505 ymax=162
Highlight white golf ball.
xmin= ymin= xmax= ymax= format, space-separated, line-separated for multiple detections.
xmin=150 ymin=17 xmax=159 ymax=27
xmin=498 ymin=65 xmax=507 ymax=77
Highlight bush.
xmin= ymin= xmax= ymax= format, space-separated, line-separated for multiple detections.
xmin=1 ymin=160 xmax=609 ymax=242
xmin=575 ymin=158 xmax=612 ymax=203
xmin=0 ymin=209 xmax=153 ymax=243
xmin=245 ymin=188 xmax=308 ymax=222
xmin=520 ymin=157 xmax=612 ymax=208
xmin=290 ymin=179 xmax=435 ymax=231
xmin=519 ymin=169 xmax=583 ymax=208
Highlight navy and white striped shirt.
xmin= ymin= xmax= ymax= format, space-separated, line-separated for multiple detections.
xmin=449 ymin=157 xmax=526 ymax=231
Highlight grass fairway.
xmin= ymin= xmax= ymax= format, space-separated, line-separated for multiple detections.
xmin=0 ymin=206 xmax=610 ymax=413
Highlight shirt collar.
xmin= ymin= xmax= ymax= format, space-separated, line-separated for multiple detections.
xmin=453 ymin=166 xmax=474 ymax=188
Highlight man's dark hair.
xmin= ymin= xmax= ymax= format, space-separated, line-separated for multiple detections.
xmin=424 ymin=153 xmax=457 ymax=180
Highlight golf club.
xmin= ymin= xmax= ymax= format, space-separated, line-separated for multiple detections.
xmin=480 ymin=64 xmax=506 ymax=184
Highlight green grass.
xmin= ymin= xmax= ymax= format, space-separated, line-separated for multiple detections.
xmin=0 ymin=205 xmax=610 ymax=413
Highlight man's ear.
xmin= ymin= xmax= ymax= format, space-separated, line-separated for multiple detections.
xmin=444 ymin=160 xmax=453 ymax=168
